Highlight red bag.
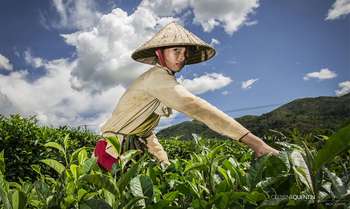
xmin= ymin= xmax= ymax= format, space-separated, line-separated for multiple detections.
xmin=93 ymin=139 xmax=118 ymax=171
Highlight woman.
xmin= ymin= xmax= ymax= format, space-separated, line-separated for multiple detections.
xmin=94 ymin=22 xmax=279 ymax=171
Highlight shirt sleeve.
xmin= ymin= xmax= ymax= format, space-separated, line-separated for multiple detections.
xmin=146 ymin=70 xmax=250 ymax=140
xmin=145 ymin=131 xmax=170 ymax=165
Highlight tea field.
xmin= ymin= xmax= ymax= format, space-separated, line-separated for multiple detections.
xmin=0 ymin=115 xmax=349 ymax=209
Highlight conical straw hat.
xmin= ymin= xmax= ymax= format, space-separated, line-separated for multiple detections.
xmin=131 ymin=22 xmax=216 ymax=65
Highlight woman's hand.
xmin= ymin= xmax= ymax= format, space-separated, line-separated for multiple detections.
xmin=254 ymin=143 xmax=280 ymax=158
xmin=239 ymin=132 xmax=279 ymax=158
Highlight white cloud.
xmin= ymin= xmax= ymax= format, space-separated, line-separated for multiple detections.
xmin=61 ymin=6 xmax=178 ymax=93
xmin=326 ymin=0 xmax=350 ymax=20
xmin=303 ymin=68 xmax=337 ymax=80
xmin=178 ymin=73 xmax=232 ymax=94
xmin=24 ymin=50 xmax=46 ymax=68
xmin=0 ymin=1 xmax=185 ymax=131
xmin=245 ymin=20 xmax=258 ymax=26
xmin=139 ymin=0 xmax=191 ymax=17
xmin=0 ymin=91 xmax=18 ymax=116
xmin=0 ymin=1 xmax=182 ymax=130
xmin=210 ymin=38 xmax=220 ymax=46
xmin=0 ymin=54 xmax=13 ymax=71
xmin=49 ymin=0 xmax=102 ymax=30
xmin=226 ymin=60 xmax=238 ymax=64
xmin=190 ymin=0 xmax=260 ymax=34
xmin=0 ymin=58 xmax=126 ymax=131
xmin=335 ymin=80 xmax=350 ymax=96
xmin=140 ymin=0 xmax=260 ymax=35
xmin=221 ymin=90 xmax=229 ymax=95
xmin=157 ymin=110 xmax=181 ymax=132
xmin=241 ymin=78 xmax=258 ymax=89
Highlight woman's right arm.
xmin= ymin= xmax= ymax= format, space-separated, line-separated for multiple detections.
xmin=146 ymin=72 xmax=250 ymax=141
xmin=146 ymin=70 xmax=279 ymax=157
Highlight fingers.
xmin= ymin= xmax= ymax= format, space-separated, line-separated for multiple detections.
xmin=255 ymin=145 xmax=280 ymax=158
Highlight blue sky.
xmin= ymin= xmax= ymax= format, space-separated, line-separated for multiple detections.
xmin=0 ymin=0 xmax=349 ymax=132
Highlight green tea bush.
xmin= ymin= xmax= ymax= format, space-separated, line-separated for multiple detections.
xmin=0 ymin=114 xmax=99 ymax=182
xmin=0 ymin=115 xmax=349 ymax=209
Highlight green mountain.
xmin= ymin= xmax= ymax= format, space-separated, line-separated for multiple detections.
xmin=156 ymin=93 xmax=350 ymax=140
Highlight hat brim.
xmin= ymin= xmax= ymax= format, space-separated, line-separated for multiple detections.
xmin=131 ymin=43 xmax=215 ymax=65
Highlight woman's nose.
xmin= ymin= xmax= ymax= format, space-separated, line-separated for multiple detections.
xmin=177 ymin=53 xmax=186 ymax=62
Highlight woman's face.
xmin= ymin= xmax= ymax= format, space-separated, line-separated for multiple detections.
xmin=163 ymin=47 xmax=187 ymax=72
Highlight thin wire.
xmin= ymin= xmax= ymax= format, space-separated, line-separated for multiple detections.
xmin=168 ymin=103 xmax=283 ymax=121
xmin=77 ymin=102 xmax=283 ymax=128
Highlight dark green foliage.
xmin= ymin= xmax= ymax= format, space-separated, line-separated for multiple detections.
xmin=0 ymin=114 xmax=349 ymax=208
xmin=0 ymin=114 xmax=99 ymax=182
xmin=157 ymin=93 xmax=350 ymax=140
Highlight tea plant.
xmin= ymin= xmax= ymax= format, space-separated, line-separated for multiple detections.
xmin=0 ymin=115 xmax=349 ymax=208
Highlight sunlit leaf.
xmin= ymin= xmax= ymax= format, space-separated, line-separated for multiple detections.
xmin=43 ymin=142 xmax=65 ymax=156
xmin=63 ymin=134 xmax=70 ymax=151
xmin=10 ymin=189 xmax=26 ymax=209
xmin=40 ymin=159 xmax=65 ymax=174
xmin=290 ymin=150 xmax=313 ymax=193
xmin=324 ymin=168 xmax=346 ymax=198
xmin=130 ymin=175 xmax=153 ymax=207
xmin=0 ymin=150 xmax=5 ymax=175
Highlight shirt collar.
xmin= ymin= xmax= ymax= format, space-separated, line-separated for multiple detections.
xmin=155 ymin=63 xmax=175 ymax=76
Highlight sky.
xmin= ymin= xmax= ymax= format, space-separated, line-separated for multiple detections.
xmin=0 ymin=0 xmax=349 ymax=133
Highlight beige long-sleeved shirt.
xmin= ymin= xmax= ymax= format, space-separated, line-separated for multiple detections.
xmin=100 ymin=64 xmax=250 ymax=163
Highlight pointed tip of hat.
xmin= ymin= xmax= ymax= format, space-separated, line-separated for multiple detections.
xmin=165 ymin=21 xmax=181 ymax=26
xmin=158 ymin=21 xmax=185 ymax=32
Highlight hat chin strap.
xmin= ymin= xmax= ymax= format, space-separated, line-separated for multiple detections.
xmin=155 ymin=49 xmax=166 ymax=67
xmin=155 ymin=48 xmax=176 ymax=75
